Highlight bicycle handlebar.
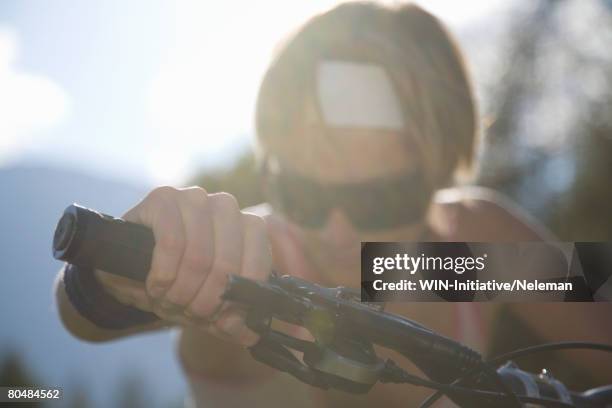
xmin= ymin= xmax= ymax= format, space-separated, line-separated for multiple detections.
xmin=52 ymin=204 xmax=612 ymax=408
xmin=53 ymin=203 xmax=154 ymax=282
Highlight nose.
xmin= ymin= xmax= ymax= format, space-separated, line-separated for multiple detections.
xmin=319 ymin=207 xmax=359 ymax=248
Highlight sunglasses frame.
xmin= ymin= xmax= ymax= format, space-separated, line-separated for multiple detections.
xmin=261 ymin=156 xmax=431 ymax=230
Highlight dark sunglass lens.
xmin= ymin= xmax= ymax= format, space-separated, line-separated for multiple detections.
xmin=274 ymin=174 xmax=329 ymax=228
xmin=343 ymin=177 xmax=428 ymax=230
xmin=345 ymin=196 xmax=402 ymax=230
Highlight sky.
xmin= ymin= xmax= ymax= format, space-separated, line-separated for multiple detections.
xmin=0 ymin=0 xmax=507 ymax=187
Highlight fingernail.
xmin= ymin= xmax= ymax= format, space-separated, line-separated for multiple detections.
xmin=149 ymin=285 xmax=166 ymax=299
xmin=242 ymin=331 xmax=260 ymax=347
xmin=220 ymin=315 xmax=242 ymax=336
xmin=184 ymin=308 xmax=207 ymax=325
xmin=159 ymin=299 xmax=182 ymax=313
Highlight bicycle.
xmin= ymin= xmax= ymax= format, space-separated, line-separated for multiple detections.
xmin=52 ymin=204 xmax=612 ymax=407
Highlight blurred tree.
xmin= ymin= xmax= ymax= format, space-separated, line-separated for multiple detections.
xmin=477 ymin=0 xmax=564 ymax=215
xmin=477 ymin=0 xmax=612 ymax=240
xmin=191 ymin=150 xmax=263 ymax=209
xmin=0 ymin=350 xmax=42 ymax=408
xmin=65 ymin=381 xmax=92 ymax=408
xmin=554 ymin=103 xmax=612 ymax=240
xmin=477 ymin=0 xmax=612 ymax=391
xmin=115 ymin=373 xmax=148 ymax=408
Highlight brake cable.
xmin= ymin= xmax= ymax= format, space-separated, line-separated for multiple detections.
xmin=420 ymin=342 xmax=612 ymax=408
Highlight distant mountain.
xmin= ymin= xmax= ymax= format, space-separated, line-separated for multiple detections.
xmin=0 ymin=165 xmax=186 ymax=408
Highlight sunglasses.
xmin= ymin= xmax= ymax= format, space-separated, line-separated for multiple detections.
xmin=263 ymin=160 xmax=431 ymax=231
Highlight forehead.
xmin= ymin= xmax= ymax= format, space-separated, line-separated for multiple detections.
xmin=260 ymin=58 xmax=423 ymax=182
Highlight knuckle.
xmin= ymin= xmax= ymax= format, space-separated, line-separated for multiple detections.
xmin=210 ymin=192 xmax=239 ymax=212
xmin=181 ymin=252 xmax=212 ymax=273
xmin=182 ymin=185 xmax=208 ymax=195
xmin=180 ymin=186 xmax=208 ymax=205
xmin=242 ymin=213 xmax=266 ymax=232
xmin=212 ymin=257 xmax=240 ymax=277
xmin=143 ymin=188 xmax=178 ymax=221
xmin=148 ymin=185 xmax=178 ymax=201
xmin=157 ymin=231 xmax=185 ymax=254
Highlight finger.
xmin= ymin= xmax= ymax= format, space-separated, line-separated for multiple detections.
xmin=95 ymin=270 xmax=154 ymax=311
xmin=124 ymin=186 xmax=186 ymax=299
xmin=161 ymin=187 xmax=214 ymax=309
xmin=94 ymin=269 xmax=144 ymax=292
xmin=240 ymin=213 xmax=271 ymax=281
xmin=193 ymin=212 xmax=267 ymax=334
xmin=186 ymin=193 xmax=242 ymax=319
xmin=183 ymin=213 xmax=267 ymax=320
xmin=210 ymin=306 xmax=259 ymax=347
xmin=150 ymin=300 xmax=193 ymax=326
xmin=115 ymin=286 xmax=155 ymax=311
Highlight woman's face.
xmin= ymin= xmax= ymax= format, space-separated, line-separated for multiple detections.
xmin=266 ymin=99 xmax=428 ymax=284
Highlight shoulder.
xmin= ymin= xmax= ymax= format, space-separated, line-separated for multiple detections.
xmin=428 ymin=186 xmax=556 ymax=242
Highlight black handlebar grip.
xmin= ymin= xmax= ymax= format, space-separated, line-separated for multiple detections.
xmin=52 ymin=204 xmax=154 ymax=283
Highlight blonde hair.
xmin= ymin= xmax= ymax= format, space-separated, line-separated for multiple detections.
xmin=255 ymin=1 xmax=478 ymax=188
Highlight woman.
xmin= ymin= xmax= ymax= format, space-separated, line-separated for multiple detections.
xmin=55 ymin=2 xmax=609 ymax=407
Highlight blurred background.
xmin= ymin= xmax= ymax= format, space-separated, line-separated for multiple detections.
xmin=1 ymin=0 xmax=611 ymax=407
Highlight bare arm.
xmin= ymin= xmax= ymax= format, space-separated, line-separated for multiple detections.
xmin=54 ymin=186 xmax=274 ymax=405
xmin=54 ymin=268 xmax=170 ymax=343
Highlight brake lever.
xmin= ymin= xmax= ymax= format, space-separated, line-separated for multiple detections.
xmin=249 ymin=337 xmax=331 ymax=390
xmin=223 ymin=273 xmax=481 ymax=394
xmin=243 ymin=305 xmax=384 ymax=394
